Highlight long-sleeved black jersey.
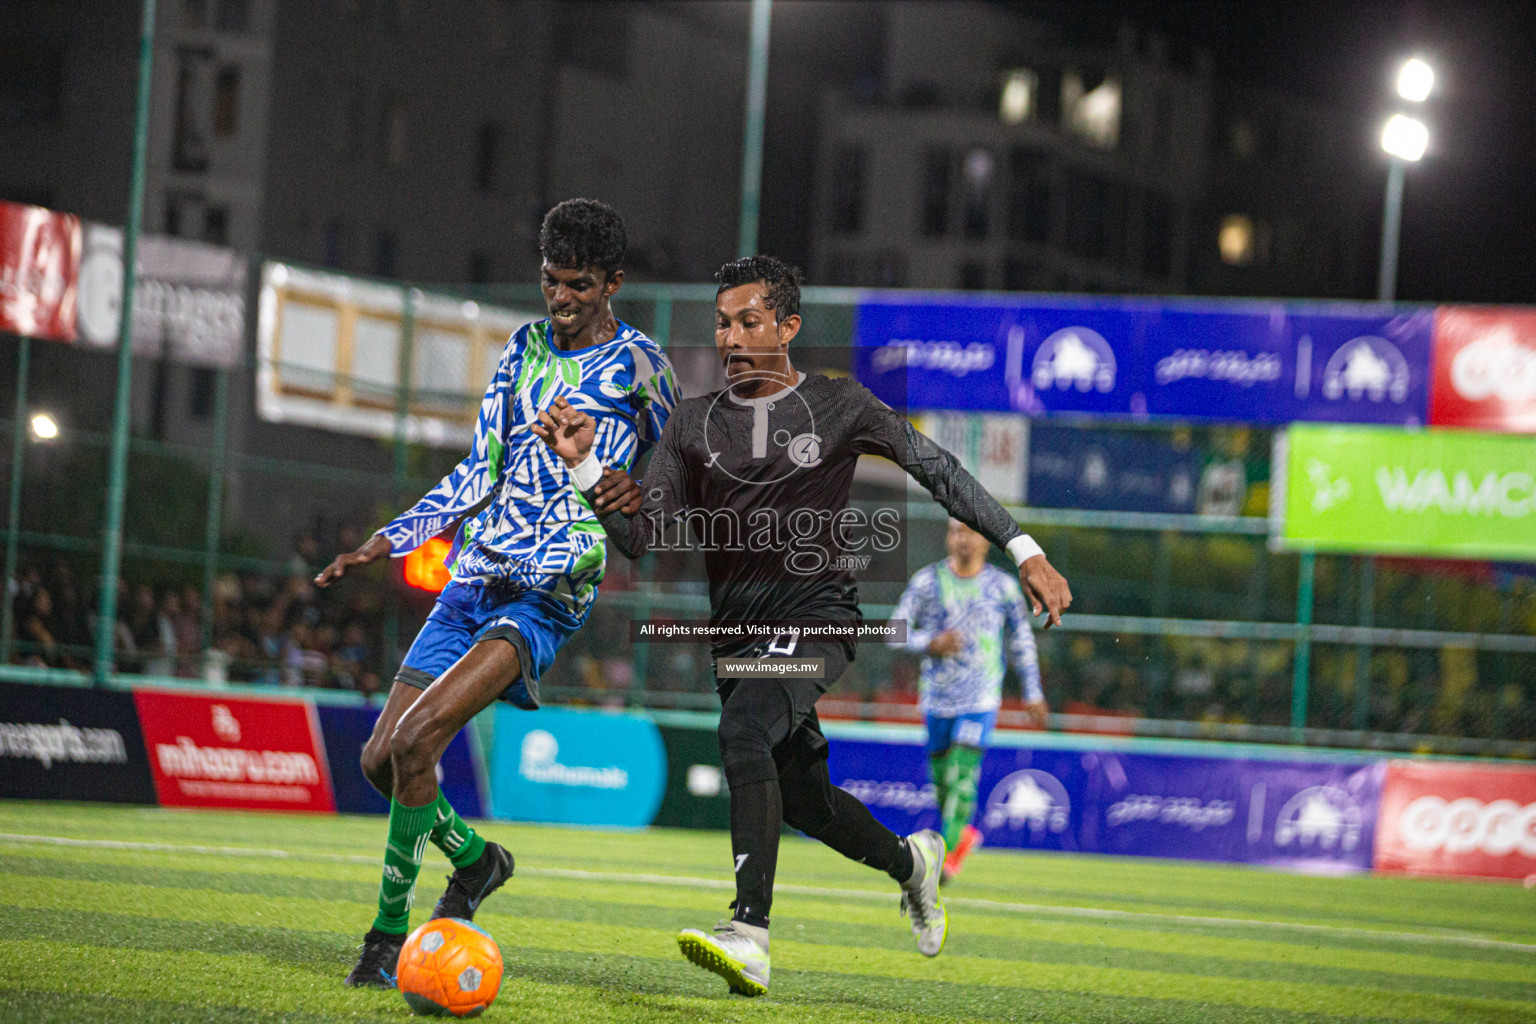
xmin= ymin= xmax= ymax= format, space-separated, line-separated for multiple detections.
xmin=592 ymin=372 xmax=1023 ymax=658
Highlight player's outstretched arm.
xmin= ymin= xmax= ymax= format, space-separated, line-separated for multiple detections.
xmin=315 ymin=533 xmax=392 ymax=588
xmin=847 ymin=383 xmax=1072 ymax=626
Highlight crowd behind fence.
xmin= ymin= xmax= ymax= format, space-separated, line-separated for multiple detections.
xmin=2 ymin=274 xmax=1534 ymax=757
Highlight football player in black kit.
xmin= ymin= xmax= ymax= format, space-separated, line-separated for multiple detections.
xmin=533 ymin=255 xmax=1071 ymax=997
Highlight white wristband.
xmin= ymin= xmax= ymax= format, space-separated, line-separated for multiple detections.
xmin=1007 ymin=534 xmax=1044 ymax=567
xmin=568 ymin=451 xmax=604 ymax=492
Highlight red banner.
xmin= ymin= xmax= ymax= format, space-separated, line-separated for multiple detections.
xmin=0 ymin=201 xmax=81 ymax=342
xmin=1430 ymin=306 xmax=1536 ymax=433
xmin=1373 ymin=759 xmax=1536 ymax=880
xmin=133 ymin=689 xmax=335 ymax=813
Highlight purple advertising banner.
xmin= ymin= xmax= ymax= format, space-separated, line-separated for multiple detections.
xmin=856 ymin=296 xmax=1435 ymax=427
xmin=830 ymin=738 xmax=1384 ymax=873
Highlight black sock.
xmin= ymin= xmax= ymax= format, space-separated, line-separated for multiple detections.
xmin=798 ymin=785 xmax=913 ymax=883
xmin=729 ymin=777 xmax=782 ymax=928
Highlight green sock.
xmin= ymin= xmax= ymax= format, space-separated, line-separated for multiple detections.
xmin=941 ymin=745 xmax=985 ymax=850
xmin=929 ymin=753 xmax=953 ymax=843
xmin=372 ymin=797 xmax=438 ymax=935
xmin=429 ymin=788 xmax=486 ymax=869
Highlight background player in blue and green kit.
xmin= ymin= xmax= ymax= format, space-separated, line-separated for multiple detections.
xmin=890 ymin=518 xmax=1047 ymax=882
xmin=314 ymin=199 xmax=676 ymax=987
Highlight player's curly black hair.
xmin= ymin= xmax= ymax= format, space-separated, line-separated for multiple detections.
xmin=715 ymin=255 xmax=802 ymax=323
xmin=539 ymin=198 xmax=627 ymax=276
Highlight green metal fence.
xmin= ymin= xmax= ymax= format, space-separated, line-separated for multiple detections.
xmin=2 ymin=275 xmax=1533 ymax=757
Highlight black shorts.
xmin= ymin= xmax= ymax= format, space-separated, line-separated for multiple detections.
xmin=713 ymin=640 xmax=851 ymax=769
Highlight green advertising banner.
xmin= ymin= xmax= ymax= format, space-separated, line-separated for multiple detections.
xmin=1276 ymin=424 xmax=1536 ymax=560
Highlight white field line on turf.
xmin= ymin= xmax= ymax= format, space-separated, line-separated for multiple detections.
xmin=3 ymin=832 xmax=1533 ymax=955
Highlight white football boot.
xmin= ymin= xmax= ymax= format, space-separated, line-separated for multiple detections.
xmin=677 ymin=919 xmax=770 ymax=996
xmin=900 ymin=829 xmax=948 ymax=957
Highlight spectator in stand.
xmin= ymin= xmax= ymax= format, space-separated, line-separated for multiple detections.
xmin=20 ymin=587 xmax=64 ymax=667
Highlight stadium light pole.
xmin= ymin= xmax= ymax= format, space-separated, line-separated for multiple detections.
xmin=1377 ymin=59 xmax=1433 ymax=302
xmin=736 ymin=0 xmax=772 ymax=258
xmin=93 ymin=0 xmax=157 ymax=685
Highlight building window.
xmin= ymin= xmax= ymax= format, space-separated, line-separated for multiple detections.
xmin=373 ymin=228 xmax=397 ymax=277
xmin=212 ymin=66 xmax=240 ymax=137
xmin=337 ymin=83 xmax=365 ymax=160
xmin=381 ymin=96 xmax=408 ymax=168
xmin=829 ymin=145 xmax=866 ymax=235
xmin=189 ymin=367 xmax=216 ymax=419
xmin=998 ymin=69 xmax=1036 ymax=125
xmin=173 ymin=48 xmax=213 ymax=172
xmin=473 ymin=122 xmax=501 ymax=192
xmin=203 ymin=206 xmax=228 ymax=245
xmin=961 ymin=148 xmax=994 ymax=240
xmin=323 ymin=218 xmax=349 ymax=268
xmin=958 ymin=261 xmax=988 ymax=291
xmin=1007 ymin=147 xmax=1050 ymax=244
xmin=215 ymin=0 xmax=250 ymax=32
xmin=1063 ymin=72 xmax=1121 ymax=150
xmin=1144 ymin=191 xmax=1172 ymax=278
xmin=1218 ymin=214 xmax=1271 ymax=266
xmin=181 ymin=0 xmax=208 ymax=29
xmin=0 ymin=38 xmax=64 ymax=124
xmin=1064 ymin=171 xmax=1106 ymax=261
xmin=920 ymin=148 xmax=950 ymax=237
xmin=467 ymin=251 xmax=493 ymax=284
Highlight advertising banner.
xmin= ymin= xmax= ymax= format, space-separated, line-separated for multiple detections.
xmin=1274 ymin=423 xmax=1536 ymax=560
xmin=488 ymin=706 xmax=665 ymax=827
xmin=1430 ymin=307 xmax=1536 ymax=434
xmin=133 ymin=689 xmax=335 ymax=813
xmin=855 ymin=296 xmax=1433 ymax=427
xmin=1027 ymin=422 xmax=1199 ymax=514
xmin=0 ymin=200 xmax=80 ymax=342
xmin=315 ymin=703 xmax=483 ymax=818
xmin=257 ymin=262 xmax=540 ymax=447
xmin=1374 ymin=759 xmax=1536 ymax=880
xmin=0 ymin=681 xmax=156 ymax=804
xmin=75 ymin=223 xmax=247 ymax=368
xmin=830 ymin=738 xmax=1383 ymax=872
xmin=651 ymin=723 xmax=731 ymax=830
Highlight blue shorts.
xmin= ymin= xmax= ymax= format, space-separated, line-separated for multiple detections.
xmin=924 ymin=710 xmax=996 ymax=757
xmin=397 ymin=580 xmax=585 ymax=710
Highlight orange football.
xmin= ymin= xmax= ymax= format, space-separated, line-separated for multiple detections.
xmin=397 ymin=918 xmax=503 ymax=1017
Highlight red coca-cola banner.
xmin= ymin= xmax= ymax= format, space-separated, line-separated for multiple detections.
xmin=1430 ymin=307 xmax=1536 ymax=433
xmin=1373 ymin=759 xmax=1536 ymax=880
xmin=133 ymin=689 xmax=336 ymax=813
xmin=0 ymin=200 xmax=81 ymax=342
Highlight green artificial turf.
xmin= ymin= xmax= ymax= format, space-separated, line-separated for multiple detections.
xmin=0 ymin=801 xmax=1532 ymax=1022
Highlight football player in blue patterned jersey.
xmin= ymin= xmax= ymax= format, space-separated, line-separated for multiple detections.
xmin=890 ymin=518 xmax=1046 ymax=882
xmin=316 ymin=199 xmax=678 ymax=987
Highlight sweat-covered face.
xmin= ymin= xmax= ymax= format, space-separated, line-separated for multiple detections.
xmin=540 ymin=262 xmax=621 ymax=343
xmin=715 ymin=282 xmax=801 ymax=393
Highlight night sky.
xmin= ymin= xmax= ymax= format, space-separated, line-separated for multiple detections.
xmin=1018 ymin=0 xmax=1536 ymax=304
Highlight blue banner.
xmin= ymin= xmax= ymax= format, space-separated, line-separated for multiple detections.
xmin=1027 ymin=422 xmax=1201 ymax=513
xmin=830 ymin=738 xmax=1384 ymax=872
xmin=856 ymin=296 xmax=1434 ymax=426
xmin=315 ymin=703 xmax=483 ymax=818
xmin=489 ymin=706 xmax=666 ymax=828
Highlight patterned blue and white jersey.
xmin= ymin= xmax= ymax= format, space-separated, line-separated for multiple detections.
xmin=377 ymin=319 xmax=677 ymax=618
xmin=888 ymin=561 xmax=1041 ymax=716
